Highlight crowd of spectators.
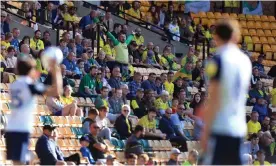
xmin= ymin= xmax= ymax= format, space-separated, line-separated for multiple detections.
xmin=1 ymin=1 xmax=276 ymax=165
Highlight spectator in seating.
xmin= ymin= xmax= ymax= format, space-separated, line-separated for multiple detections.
xmin=190 ymin=93 xmax=202 ymax=115
xmin=142 ymin=42 xmax=154 ymax=62
xmin=68 ymin=39 xmax=77 ymax=55
xmin=30 ymin=30 xmax=44 ymax=55
xmin=141 ymin=73 xmax=157 ymax=92
xmin=138 ymin=107 xmax=166 ymax=140
xmin=121 ymin=84 xmax=130 ymax=104
xmin=19 ymin=36 xmax=30 ymax=53
xmin=155 ymin=77 xmax=164 ymax=95
xmin=173 ymin=78 xmax=183 ymax=98
xmin=80 ymin=53 xmax=93 ymax=73
xmin=192 ymin=60 xmax=202 ymax=82
xmin=154 ymin=91 xmax=170 ymax=115
xmin=79 ymin=136 xmax=95 ymax=164
xmin=64 ymin=6 xmax=78 ymax=29
xmin=158 ymin=4 xmax=166 ymax=27
xmin=108 ymin=66 xmax=122 ymax=92
xmin=36 ymin=125 xmax=78 ymax=165
xmin=252 ymin=97 xmax=268 ymax=123
xmin=111 ymin=23 xmax=122 ymax=39
xmin=259 ymin=131 xmax=276 ymax=163
xmin=62 ymin=52 xmax=82 ymax=79
xmin=173 ymin=62 xmax=193 ymax=81
xmin=95 ymin=50 xmax=107 ymax=68
xmin=1 ymin=32 xmax=13 ymax=49
xmin=3 ymin=46 xmax=17 ymax=69
xmin=115 ymin=104 xmax=133 ymax=139
xmin=125 ymin=125 xmax=145 ymax=156
xmin=60 ymin=86 xmax=82 ymax=115
xmin=127 ymin=1 xmax=142 ymax=22
xmin=164 ymin=71 xmax=174 ymax=97
xmin=165 ymin=4 xmax=175 ymax=23
xmin=1 ymin=11 xmax=10 ymax=35
xmin=131 ymin=88 xmax=145 ymax=118
xmin=132 ymin=28 xmax=144 ymax=45
xmin=42 ymin=31 xmax=52 ymax=48
xmin=247 ymin=112 xmax=261 ymax=137
xmin=129 ymin=72 xmax=142 ymax=99
xmin=270 ymin=78 xmax=276 ymax=107
xmin=178 ymin=89 xmax=191 ymax=107
xmin=74 ymin=34 xmax=84 ymax=57
xmin=153 ymin=46 xmax=161 ymax=64
xmin=252 ymin=55 xmax=268 ymax=78
xmin=78 ymin=65 xmax=98 ymax=98
xmin=183 ymin=149 xmax=199 ymax=165
xmin=137 ymin=153 xmax=149 ymax=166
xmin=262 ymin=116 xmax=271 ymax=132
xmin=77 ymin=59 xmax=86 ymax=76
xmin=179 ymin=18 xmax=194 ymax=44
xmin=121 ymin=24 xmax=129 ymax=36
xmin=144 ymin=50 xmax=158 ymax=65
xmin=95 ymin=105 xmax=112 ymax=140
xmin=87 ymin=120 xmax=110 ymax=161
xmin=243 ymin=133 xmax=259 ymax=160
xmin=166 ymin=148 xmax=181 ymax=165
xmin=62 ymin=32 xmax=71 ymax=44
xmin=108 ymin=88 xmax=124 ymax=121
xmin=106 ymin=154 xmax=116 ymax=166
xmin=170 ymin=104 xmax=192 ymax=141
xmin=42 ymin=2 xmax=54 ymax=25
xmin=102 ymin=38 xmax=116 ymax=61
xmin=253 ymin=150 xmax=272 ymax=166
xmin=128 ymin=41 xmax=138 ymax=60
xmin=171 ymin=98 xmax=179 ymax=114
xmin=181 ymin=47 xmax=197 ymax=68
xmin=79 ymin=10 xmax=99 ymax=39
xmin=169 ymin=17 xmax=180 ymax=41
xmin=44 ymin=64 xmax=73 ymax=88
xmin=82 ymin=108 xmax=99 ymax=135
xmin=251 ymin=67 xmax=260 ymax=88
xmin=10 ymin=28 xmax=20 ymax=52
xmin=160 ymin=48 xmax=179 ymax=71
xmin=267 ymin=65 xmax=276 ymax=78
xmin=249 ymin=80 xmax=268 ymax=101
xmin=53 ymin=5 xmax=65 ymax=27
xmin=146 ymin=5 xmax=159 ymax=25
xmin=35 ymin=50 xmax=48 ymax=76
xmin=126 ymin=153 xmax=138 ymax=165
xmin=103 ymin=11 xmax=114 ymax=32
xmin=59 ymin=39 xmax=69 ymax=57
xmin=132 ymin=44 xmax=145 ymax=64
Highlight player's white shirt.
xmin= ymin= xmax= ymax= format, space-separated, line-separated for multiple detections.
xmin=5 ymin=76 xmax=46 ymax=133
xmin=207 ymin=43 xmax=252 ymax=137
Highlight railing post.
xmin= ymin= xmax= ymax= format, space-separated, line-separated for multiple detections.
xmin=206 ymin=39 xmax=210 ymax=60
xmin=240 ymin=1 xmax=243 ymax=14
xmin=56 ymin=25 xmax=60 ymax=45
xmin=203 ymin=40 xmax=206 ymax=60
xmin=97 ymin=24 xmax=100 ymax=55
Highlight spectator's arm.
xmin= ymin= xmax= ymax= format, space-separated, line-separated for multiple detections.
xmin=106 ymin=32 xmax=119 ymax=46
xmin=126 ymin=34 xmax=134 ymax=45
xmin=93 ymin=142 xmax=108 ymax=152
xmin=46 ymin=97 xmax=64 ymax=111
xmin=82 ymin=121 xmax=90 ymax=134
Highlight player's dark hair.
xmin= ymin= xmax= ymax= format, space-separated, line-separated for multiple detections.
xmin=16 ymin=57 xmax=36 ymax=76
xmin=215 ymin=21 xmax=234 ymax=42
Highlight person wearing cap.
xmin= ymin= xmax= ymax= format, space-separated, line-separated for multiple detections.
xmin=106 ymin=154 xmax=116 ymax=166
xmin=82 ymin=108 xmax=99 ymax=134
xmin=182 ymin=149 xmax=199 ymax=166
xmin=80 ymin=136 xmax=95 ymax=164
xmin=252 ymin=97 xmax=268 ymax=123
xmin=115 ymin=105 xmax=133 ymax=139
xmin=131 ymin=88 xmax=146 ymax=118
xmin=78 ymin=65 xmax=98 ymax=98
xmin=167 ymin=148 xmax=181 ymax=165
xmin=132 ymin=28 xmax=144 ymax=45
xmin=154 ymin=90 xmax=170 ymax=115
xmin=95 ymin=105 xmax=112 ymax=141
xmin=1 ymin=11 xmax=10 ymax=34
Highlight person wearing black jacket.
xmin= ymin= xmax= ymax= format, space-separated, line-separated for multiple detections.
xmin=82 ymin=108 xmax=99 ymax=135
xmin=114 ymin=105 xmax=133 ymax=139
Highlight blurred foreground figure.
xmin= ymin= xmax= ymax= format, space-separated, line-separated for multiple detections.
xmin=201 ymin=19 xmax=252 ymax=165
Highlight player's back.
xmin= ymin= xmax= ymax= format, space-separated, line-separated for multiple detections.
xmin=6 ymin=76 xmax=38 ymax=133
xmin=211 ymin=43 xmax=252 ymax=137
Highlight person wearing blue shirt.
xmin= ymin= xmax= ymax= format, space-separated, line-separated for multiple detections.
xmin=128 ymin=72 xmax=142 ymax=99
xmin=79 ymin=10 xmax=99 ymax=39
xmin=75 ymin=34 xmax=84 ymax=57
xmin=10 ymin=28 xmax=20 ymax=52
xmin=141 ymin=73 xmax=157 ymax=92
xmin=252 ymin=97 xmax=268 ymax=123
xmin=62 ymin=52 xmax=82 ymax=79
xmin=252 ymin=55 xmax=268 ymax=78
xmin=1 ymin=11 xmax=10 ymax=35
xmin=249 ymin=81 xmax=268 ymax=103
xmin=79 ymin=136 xmax=95 ymax=164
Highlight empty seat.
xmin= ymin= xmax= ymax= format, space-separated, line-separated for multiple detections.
xmin=198 ymin=11 xmax=207 ymax=18
xmin=262 ymin=22 xmax=270 ymax=30
xmin=272 ymin=30 xmax=276 ymax=37
xmin=257 ymin=29 xmax=265 ymax=37
xmin=261 ymin=15 xmax=269 ymax=22
xmin=249 ymin=29 xmax=257 ymax=36
xmin=263 ymin=44 xmax=273 ymax=60
xmin=271 ymin=22 xmax=276 ymax=30
xmin=230 ymin=13 xmax=238 ymax=19
xmin=268 ymin=37 xmax=276 ymax=44
xmin=207 ymin=19 xmax=216 ymax=27
xmin=238 ymin=14 xmax=246 ymax=20
xmin=252 ymin=36 xmax=261 ymax=44
xmin=206 ymin=12 xmax=215 ymax=18
xmin=247 ymin=21 xmax=255 ymax=29
xmin=253 ymin=15 xmax=261 ymax=21
xmin=255 ymin=21 xmax=262 ymax=29
xmin=268 ymin=15 xmax=275 ymax=22
xmin=242 ymin=28 xmax=249 ymax=36
xmin=201 ymin=18 xmax=208 ymax=25
xmin=222 ymin=13 xmax=230 ymax=18
xmin=265 ymin=30 xmax=273 ymax=37
xmin=260 ymin=37 xmax=268 ymax=44
xmin=214 ymin=12 xmax=222 ymax=19
xmin=239 ymin=20 xmax=247 ymax=28
xmin=246 ymin=14 xmax=254 ymax=21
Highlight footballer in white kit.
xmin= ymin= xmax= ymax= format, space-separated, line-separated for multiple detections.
xmin=201 ymin=20 xmax=252 ymax=165
xmin=5 ymin=56 xmax=62 ymax=164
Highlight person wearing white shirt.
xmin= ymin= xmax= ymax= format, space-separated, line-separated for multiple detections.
xmin=168 ymin=17 xmax=180 ymax=41
xmin=5 ymin=46 xmax=17 ymax=69
xmin=95 ymin=105 xmax=112 ymax=141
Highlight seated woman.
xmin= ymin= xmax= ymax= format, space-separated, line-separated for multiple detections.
xmin=46 ymin=85 xmax=83 ymax=116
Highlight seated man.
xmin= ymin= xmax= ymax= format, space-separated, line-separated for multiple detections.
xmin=247 ymin=112 xmax=261 ymax=137
xmin=62 ymin=52 xmax=82 ymax=79
xmin=252 ymin=97 xmax=268 ymax=123
xmin=78 ymin=66 xmax=98 ymax=98
xmin=95 ymin=105 xmax=112 ymax=141
xmin=108 ymin=88 xmax=124 ymax=122
xmin=249 ymin=81 xmax=269 ymax=103
xmin=87 ymin=120 xmax=110 ymax=161
xmin=253 ymin=150 xmax=271 ymax=165
xmin=131 ymin=88 xmax=146 ymax=118
xmin=115 ymin=105 xmax=133 ymax=139
xmin=138 ymin=108 xmax=166 ymax=140
xmin=154 ymin=90 xmax=170 ymax=115
xmin=125 ymin=125 xmax=145 ymax=156
xmin=182 ymin=149 xmax=199 ymax=165
xmin=82 ymin=108 xmax=99 ymax=135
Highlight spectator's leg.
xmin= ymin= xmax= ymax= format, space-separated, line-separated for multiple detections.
xmin=62 ymin=103 xmax=77 ymax=116
xmin=98 ymin=128 xmax=112 ymax=140
xmin=75 ymin=108 xmax=83 ymax=117
xmin=64 ymin=153 xmax=80 ymax=165
xmin=55 ymin=161 xmax=67 ymax=165
xmin=169 ymin=136 xmax=188 ymax=151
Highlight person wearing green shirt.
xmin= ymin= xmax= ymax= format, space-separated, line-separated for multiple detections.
xmin=182 ymin=149 xmax=199 ymax=166
xmin=102 ymin=26 xmax=134 ymax=80
xmin=78 ymin=65 xmax=98 ymax=98
xmin=181 ymin=47 xmax=198 ymax=68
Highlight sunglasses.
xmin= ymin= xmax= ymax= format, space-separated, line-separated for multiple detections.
xmin=166 ymin=112 xmax=172 ymax=115
xmin=123 ymin=109 xmax=130 ymax=112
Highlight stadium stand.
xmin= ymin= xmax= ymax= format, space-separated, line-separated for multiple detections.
xmin=0 ymin=0 xmax=276 ymax=165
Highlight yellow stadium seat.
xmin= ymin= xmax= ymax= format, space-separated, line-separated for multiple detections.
xmin=268 ymin=37 xmax=276 ymax=44
xmin=246 ymin=14 xmax=254 ymax=21
xmin=265 ymin=30 xmax=273 ymax=37
xmin=252 ymin=36 xmax=261 ymax=44
xmin=271 ymin=44 xmax=276 ymax=52
xmin=230 ymin=13 xmax=238 ymax=19
xmin=247 ymin=21 xmax=255 ymax=29
xmin=242 ymin=28 xmax=249 ymax=36
xmin=191 ymin=13 xmax=199 ymax=18
xmin=222 ymin=13 xmax=230 ymax=18
xmin=238 ymin=14 xmax=246 ymax=20
xmin=271 ymin=22 xmax=276 ymax=30
xmin=268 ymin=15 xmax=276 ymax=22
xmin=253 ymin=15 xmax=261 ymax=21
xmin=262 ymin=22 xmax=270 ymax=30
xmin=201 ymin=18 xmax=208 ymax=25
xmin=207 ymin=12 xmax=215 ymax=18
xmin=255 ymin=21 xmax=262 ymax=29
xmin=249 ymin=29 xmax=257 ymax=36
xmin=257 ymin=29 xmax=265 ymax=37
xmin=239 ymin=20 xmax=247 ymax=28
xmin=207 ymin=19 xmax=216 ymax=27
xmin=214 ymin=12 xmax=222 ymax=19
xmin=198 ymin=11 xmax=207 ymax=18
xmin=272 ymin=30 xmax=276 ymax=37
xmin=261 ymin=15 xmax=269 ymax=22
xmin=264 ymin=44 xmax=273 ymax=60
xmin=260 ymin=37 xmax=268 ymax=44
xmin=141 ymin=1 xmax=151 ymax=7
xmin=194 ymin=18 xmax=200 ymax=25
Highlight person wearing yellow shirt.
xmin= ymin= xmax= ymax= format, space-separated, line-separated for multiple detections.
xmin=30 ymin=30 xmax=44 ymax=55
xmin=1 ymin=32 xmax=13 ymax=49
xmin=127 ymin=1 xmax=142 ymax=22
xmin=102 ymin=38 xmax=116 ymax=61
xmin=164 ymin=71 xmax=175 ymax=97
xmin=253 ymin=150 xmax=271 ymax=166
xmin=142 ymin=42 xmax=154 ymax=62
xmin=138 ymin=108 xmax=166 ymax=139
xmin=132 ymin=28 xmax=144 ymax=45
xmin=154 ymin=91 xmax=170 ymax=115
xmin=173 ymin=62 xmax=193 ymax=82
xmin=247 ymin=112 xmax=261 ymax=137
xmin=270 ymin=78 xmax=276 ymax=107
xmin=60 ymin=85 xmax=76 ymax=105
xmin=35 ymin=50 xmax=48 ymax=76
xmin=64 ymin=7 xmax=79 ymax=29
xmin=181 ymin=47 xmax=198 ymax=68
